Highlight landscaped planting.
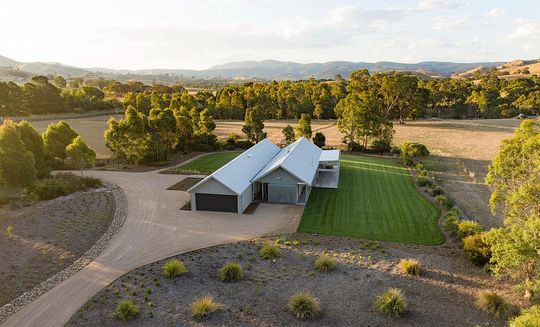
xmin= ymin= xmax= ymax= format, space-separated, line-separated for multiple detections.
xmin=299 ymin=154 xmax=444 ymax=245
xmin=173 ymin=152 xmax=240 ymax=174
xmin=67 ymin=235 xmax=513 ymax=326
xmin=398 ymin=258 xmax=420 ymax=276
xmin=161 ymin=259 xmax=188 ymax=278
xmin=314 ymin=255 xmax=337 ymax=273
xmin=116 ymin=300 xmax=140 ymax=321
xmin=219 ymin=262 xmax=243 ymax=282
xmin=475 ymin=291 xmax=512 ymax=319
xmin=0 ymin=187 xmax=115 ymax=307
xmin=510 ymin=305 xmax=540 ymax=327
xmin=259 ymin=243 xmax=281 ymax=259
xmin=288 ymin=292 xmax=321 ymax=320
xmin=191 ymin=295 xmax=224 ymax=318
xmin=375 ymin=288 xmax=407 ymax=318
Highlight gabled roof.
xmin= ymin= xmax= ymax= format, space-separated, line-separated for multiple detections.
xmin=187 ymin=139 xmax=280 ymax=195
xmin=252 ymin=137 xmax=322 ymax=186
xmin=319 ymin=149 xmax=340 ymax=162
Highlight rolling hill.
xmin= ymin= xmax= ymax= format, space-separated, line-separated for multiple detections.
xmin=0 ymin=54 xmax=528 ymax=82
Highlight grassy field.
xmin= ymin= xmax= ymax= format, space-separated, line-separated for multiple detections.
xmin=173 ymin=151 xmax=240 ymax=174
xmin=299 ymin=155 xmax=444 ymax=245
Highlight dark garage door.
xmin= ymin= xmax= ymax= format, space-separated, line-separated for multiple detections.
xmin=196 ymin=193 xmax=238 ymax=213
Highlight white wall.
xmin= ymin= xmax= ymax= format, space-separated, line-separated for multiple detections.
xmin=239 ymin=183 xmax=253 ymax=214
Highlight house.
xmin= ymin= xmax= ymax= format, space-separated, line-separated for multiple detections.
xmin=187 ymin=137 xmax=340 ymax=214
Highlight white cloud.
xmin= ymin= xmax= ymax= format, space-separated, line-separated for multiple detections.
xmin=418 ymin=0 xmax=464 ymax=11
xmin=433 ymin=15 xmax=475 ymax=30
xmin=505 ymin=18 xmax=540 ymax=41
xmin=488 ymin=8 xmax=506 ymax=18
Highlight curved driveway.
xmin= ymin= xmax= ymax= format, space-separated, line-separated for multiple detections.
xmin=1 ymin=165 xmax=303 ymax=327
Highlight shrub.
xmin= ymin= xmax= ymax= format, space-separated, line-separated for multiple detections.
xmin=398 ymin=259 xmax=420 ymax=276
xmin=448 ymin=207 xmax=462 ymax=217
xmin=191 ymin=295 xmax=224 ymax=318
xmin=375 ymin=288 xmax=407 ymax=318
xmin=444 ymin=214 xmax=460 ymax=235
xmin=401 ymin=142 xmax=429 ymax=166
xmin=224 ymin=144 xmax=236 ymax=150
xmin=312 ymin=132 xmax=326 ymax=148
xmin=475 ymin=291 xmax=512 ymax=319
xmin=162 ymin=259 xmax=188 ymax=278
xmin=236 ymin=140 xmax=254 ymax=149
xmin=219 ymin=262 xmax=243 ymax=282
xmin=116 ymin=300 xmax=140 ymax=321
xmin=436 ymin=195 xmax=454 ymax=209
xmin=259 ymin=243 xmax=281 ymax=259
xmin=32 ymin=178 xmax=75 ymax=200
xmin=226 ymin=133 xmax=239 ymax=146
xmin=463 ymin=232 xmax=491 ymax=266
xmin=314 ymin=255 xmax=338 ymax=273
xmin=288 ymin=292 xmax=321 ymax=320
xmin=510 ymin=305 xmax=540 ymax=327
xmin=417 ymin=175 xmax=433 ymax=187
xmin=430 ymin=186 xmax=444 ymax=196
xmin=371 ymin=138 xmax=392 ymax=153
xmin=457 ymin=220 xmax=483 ymax=239
xmin=415 ymin=163 xmax=425 ymax=171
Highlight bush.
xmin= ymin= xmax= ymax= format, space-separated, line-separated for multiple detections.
xmin=312 ymin=132 xmax=326 ymax=148
xmin=462 ymin=233 xmax=491 ymax=266
xmin=510 ymin=305 xmax=540 ymax=327
xmin=259 ymin=243 xmax=281 ymax=259
xmin=444 ymin=214 xmax=460 ymax=235
xmin=375 ymin=288 xmax=407 ymax=318
xmin=475 ymin=291 xmax=512 ymax=319
xmin=116 ymin=300 xmax=140 ymax=321
xmin=236 ymin=140 xmax=254 ymax=149
xmin=391 ymin=146 xmax=401 ymax=155
xmin=436 ymin=195 xmax=454 ymax=209
xmin=314 ymin=255 xmax=337 ymax=273
xmin=415 ymin=163 xmax=425 ymax=171
xmin=288 ymin=292 xmax=321 ymax=320
xmin=401 ymin=142 xmax=429 ymax=166
xmin=430 ymin=186 xmax=444 ymax=196
xmin=191 ymin=295 xmax=224 ymax=318
xmin=32 ymin=178 xmax=75 ymax=200
xmin=192 ymin=143 xmax=215 ymax=152
xmin=224 ymin=144 xmax=236 ymax=150
xmin=219 ymin=262 xmax=243 ymax=282
xmin=457 ymin=220 xmax=483 ymax=239
xmin=350 ymin=141 xmax=364 ymax=152
xmin=371 ymin=138 xmax=392 ymax=153
xmin=417 ymin=175 xmax=433 ymax=187
xmin=398 ymin=259 xmax=420 ymax=276
xmin=226 ymin=133 xmax=239 ymax=146
xmin=448 ymin=207 xmax=462 ymax=217
xmin=162 ymin=259 xmax=188 ymax=278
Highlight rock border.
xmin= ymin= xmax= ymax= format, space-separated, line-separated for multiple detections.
xmin=0 ymin=182 xmax=128 ymax=324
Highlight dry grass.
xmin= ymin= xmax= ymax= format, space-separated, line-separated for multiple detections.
xmin=191 ymin=295 xmax=224 ymax=318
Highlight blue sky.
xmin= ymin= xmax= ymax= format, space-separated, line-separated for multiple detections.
xmin=1 ymin=0 xmax=539 ymax=69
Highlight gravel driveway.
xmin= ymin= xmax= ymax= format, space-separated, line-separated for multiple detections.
xmin=1 ymin=165 xmax=303 ymax=327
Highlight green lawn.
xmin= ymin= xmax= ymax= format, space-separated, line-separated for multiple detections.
xmin=299 ymin=154 xmax=444 ymax=245
xmin=174 ymin=152 xmax=240 ymax=174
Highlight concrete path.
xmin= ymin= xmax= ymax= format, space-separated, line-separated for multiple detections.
xmin=1 ymin=166 xmax=303 ymax=327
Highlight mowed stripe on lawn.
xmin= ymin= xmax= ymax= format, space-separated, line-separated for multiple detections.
xmin=299 ymin=155 xmax=444 ymax=245
xmin=174 ymin=152 xmax=241 ymax=174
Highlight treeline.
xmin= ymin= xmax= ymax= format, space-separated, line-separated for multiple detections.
xmin=0 ymin=76 xmax=119 ymax=116
xmin=121 ymin=71 xmax=540 ymax=123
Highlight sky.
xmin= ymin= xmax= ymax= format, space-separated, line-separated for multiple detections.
xmin=1 ymin=0 xmax=539 ymax=70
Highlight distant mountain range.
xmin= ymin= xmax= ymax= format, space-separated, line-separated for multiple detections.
xmin=0 ymin=54 xmax=526 ymax=82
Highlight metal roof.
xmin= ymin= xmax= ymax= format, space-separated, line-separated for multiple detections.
xmin=187 ymin=139 xmax=280 ymax=195
xmin=252 ymin=137 xmax=322 ymax=186
xmin=319 ymin=149 xmax=341 ymax=162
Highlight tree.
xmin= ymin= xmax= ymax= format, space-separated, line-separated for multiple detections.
xmin=400 ymin=142 xmax=429 ymax=166
xmin=52 ymin=76 xmax=67 ymax=88
xmin=42 ymin=121 xmax=78 ymax=160
xmin=312 ymin=132 xmax=326 ymax=148
xmin=313 ymin=104 xmax=323 ymax=120
xmin=0 ymin=120 xmax=37 ymax=187
xmin=296 ymin=113 xmax=312 ymax=139
xmin=16 ymin=120 xmax=48 ymax=177
xmin=174 ymin=108 xmax=194 ymax=151
xmin=485 ymin=119 xmax=540 ymax=299
xmin=242 ymin=105 xmax=266 ymax=143
xmin=198 ymin=108 xmax=216 ymax=136
xmin=66 ymin=136 xmax=96 ymax=176
xmin=282 ymin=125 xmax=296 ymax=145
xmin=148 ymin=108 xmax=179 ymax=160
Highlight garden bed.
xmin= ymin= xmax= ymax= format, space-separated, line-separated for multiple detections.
xmin=0 ymin=187 xmax=116 ymax=306
xmin=67 ymin=234 xmax=519 ymax=326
